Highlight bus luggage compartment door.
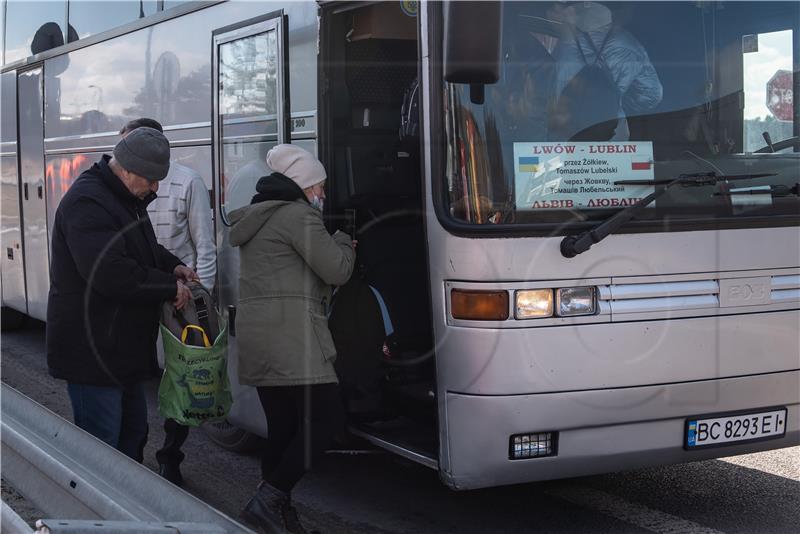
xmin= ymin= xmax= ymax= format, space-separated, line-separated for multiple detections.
xmin=18 ymin=66 xmax=49 ymax=321
xmin=1 ymin=70 xmax=26 ymax=314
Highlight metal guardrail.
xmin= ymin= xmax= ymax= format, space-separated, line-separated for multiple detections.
xmin=1 ymin=383 xmax=254 ymax=533
xmin=2 ymin=499 xmax=34 ymax=533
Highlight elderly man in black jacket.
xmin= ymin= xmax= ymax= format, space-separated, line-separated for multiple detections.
xmin=47 ymin=127 xmax=197 ymax=461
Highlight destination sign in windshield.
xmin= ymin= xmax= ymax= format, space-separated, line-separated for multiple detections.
xmin=514 ymin=142 xmax=656 ymax=210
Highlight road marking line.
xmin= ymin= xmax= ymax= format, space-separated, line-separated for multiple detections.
xmin=545 ymin=485 xmax=726 ymax=534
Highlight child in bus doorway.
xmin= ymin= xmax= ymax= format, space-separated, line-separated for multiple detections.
xmin=229 ymin=144 xmax=356 ymax=534
xmin=120 ymin=118 xmax=217 ymax=487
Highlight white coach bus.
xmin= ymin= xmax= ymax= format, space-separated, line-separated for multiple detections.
xmin=1 ymin=0 xmax=797 ymax=490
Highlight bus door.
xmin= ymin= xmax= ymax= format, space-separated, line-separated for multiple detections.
xmin=211 ymin=13 xmax=289 ymax=432
xmin=17 ymin=66 xmax=49 ymax=321
xmin=1 ymin=70 xmax=26 ymax=315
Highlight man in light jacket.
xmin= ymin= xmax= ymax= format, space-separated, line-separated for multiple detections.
xmin=121 ymin=118 xmax=216 ymax=486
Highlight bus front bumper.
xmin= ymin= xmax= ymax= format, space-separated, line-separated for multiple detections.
xmin=440 ymin=370 xmax=800 ymax=490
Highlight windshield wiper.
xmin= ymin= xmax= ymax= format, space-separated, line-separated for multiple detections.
xmin=714 ymin=183 xmax=799 ymax=198
xmin=559 ymin=172 xmax=777 ymax=258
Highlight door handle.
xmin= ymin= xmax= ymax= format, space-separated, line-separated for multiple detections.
xmin=23 ymin=183 xmax=29 ymax=200
xmin=37 ymin=185 xmax=43 ymax=199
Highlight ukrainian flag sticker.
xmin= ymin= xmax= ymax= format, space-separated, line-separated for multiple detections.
xmin=518 ymin=156 xmax=540 ymax=173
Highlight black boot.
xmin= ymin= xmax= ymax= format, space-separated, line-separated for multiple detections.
xmin=280 ymin=502 xmax=318 ymax=534
xmin=158 ymin=462 xmax=183 ymax=487
xmin=240 ymin=482 xmax=289 ymax=534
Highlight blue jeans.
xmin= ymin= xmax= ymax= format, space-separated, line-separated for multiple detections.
xmin=67 ymin=382 xmax=149 ymax=462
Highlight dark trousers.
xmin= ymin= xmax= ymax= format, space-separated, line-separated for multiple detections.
xmin=155 ymin=419 xmax=190 ymax=465
xmin=67 ymin=382 xmax=149 ymax=462
xmin=257 ymin=383 xmax=344 ymax=494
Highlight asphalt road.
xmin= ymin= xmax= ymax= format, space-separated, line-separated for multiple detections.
xmin=2 ymin=321 xmax=798 ymax=533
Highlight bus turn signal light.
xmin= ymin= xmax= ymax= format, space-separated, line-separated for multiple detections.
xmin=451 ymin=290 xmax=509 ymax=321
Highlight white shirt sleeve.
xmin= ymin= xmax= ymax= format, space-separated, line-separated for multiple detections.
xmin=186 ymin=174 xmax=217 ymax=291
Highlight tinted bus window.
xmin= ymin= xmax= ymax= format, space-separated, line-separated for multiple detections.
xmin=46 ymin=10 xmax=211 ymax=138
xmin=4 ymin=0 xmax=66 ymax=63
xmin=68 ymin=1 xmax=157 ymax=42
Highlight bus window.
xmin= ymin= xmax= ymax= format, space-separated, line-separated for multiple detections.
xmin=743 ymin=30 xmax=795 ymax=153
xmin=4 ymin=0 xmax=66 ymax=64
xmin=68 ymin=1 xmax=158 ymax=42
xmin=164 ymin=1 xmax=192 ymax=10
xmin=216 ymin=27 xmax=281 ymax=220
xmin=445 ymin=1 xmax=798 ymax=229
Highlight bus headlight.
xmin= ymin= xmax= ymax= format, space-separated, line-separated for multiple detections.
xmin=556 ymin=287 xmax=596 ymax=316
xmin=515 ymin=289 xmax=554 ymax=319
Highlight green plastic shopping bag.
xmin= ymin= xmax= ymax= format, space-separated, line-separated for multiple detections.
xmin=157 ymin=322 xmax=232 ymax=427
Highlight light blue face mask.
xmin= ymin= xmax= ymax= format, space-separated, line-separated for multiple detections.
xmin=310 ymin=195 xmax=324 ymax=212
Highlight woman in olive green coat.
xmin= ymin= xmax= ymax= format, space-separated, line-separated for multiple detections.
xmin=230 ymin=144 xmax=355 ymax=534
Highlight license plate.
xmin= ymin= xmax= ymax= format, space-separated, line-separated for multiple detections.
xmin=685 ymin=408 xmax=787 ymax=449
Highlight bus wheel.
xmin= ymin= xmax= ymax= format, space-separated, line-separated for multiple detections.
xmin=201 ymin=419 xmax=262 ymax=453
xmin=1 ymin=307 xmax=28 ymax=331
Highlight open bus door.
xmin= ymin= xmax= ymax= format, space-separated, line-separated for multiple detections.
xmin=319 ymin=1 xmax=438 ymax=469
xmin=205 ymin=12 xmax=292 ymax=448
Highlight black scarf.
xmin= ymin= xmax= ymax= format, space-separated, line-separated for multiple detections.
xmin=250 ymin=172 xmax=310 ymax=205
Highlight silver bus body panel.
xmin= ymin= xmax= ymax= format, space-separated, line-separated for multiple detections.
xmin=428 ymin=227 xmax=800 ymax=282
xmin=433 ymin=311 xmax=800 ymax=395
xmin=1 ymin=69 xmax=26 ymax=313
xmin=17 ymin=66 xmax=49 ymax=321
xmin=441 ymin=371 xmax=800 ymax=490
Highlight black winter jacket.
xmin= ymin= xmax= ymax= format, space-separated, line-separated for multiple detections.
xmin=47 ymin=155 xmax=183 ymax=386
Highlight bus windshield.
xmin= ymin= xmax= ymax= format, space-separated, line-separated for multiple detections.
xmin=445 ymin=1 xmax=799 ymax=230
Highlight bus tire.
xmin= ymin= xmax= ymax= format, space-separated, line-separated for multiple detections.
xmin=201 ymin=419 xmax=263 ymax=453
xmin=1 ymin=307 xmax=28 ymax=331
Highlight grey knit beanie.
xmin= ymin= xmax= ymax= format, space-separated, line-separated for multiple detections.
xmin=266 ymin=144 xmax=326 ymax=190
xmin=113 ymin=127 xmax=170 ymax=181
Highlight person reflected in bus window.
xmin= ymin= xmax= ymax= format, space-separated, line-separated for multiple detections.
xmin=494 ymin=4 xmax=557 ymax=143
xmin=224 ymin=143 xmax=271 ymax=215
xmin=229 ymin=144 xmax=355 ymax=534
xmin=548 ymin=1 xmax=663 ymax=141
xmin=47 ymin=127 xmax=198 ymax=463
xmin=120 ymin=118 xmax=217 ymax=487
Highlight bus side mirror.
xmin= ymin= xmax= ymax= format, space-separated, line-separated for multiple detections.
xmin=444 ymin=1 xmax=502 ymax=104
